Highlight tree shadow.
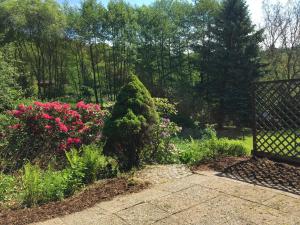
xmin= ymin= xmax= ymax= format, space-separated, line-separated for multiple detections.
xmin=218 ymin=157 xmax=300 ymax=195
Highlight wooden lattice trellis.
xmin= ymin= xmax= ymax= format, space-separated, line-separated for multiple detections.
xmin=253 ymin=79 xmax=300 ymax=164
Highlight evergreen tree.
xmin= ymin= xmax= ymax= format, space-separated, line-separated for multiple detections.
xmin=206 ymin=0 xmax=264 ymax=127
xmin=103 ymin=75 xmax=158 ymax=170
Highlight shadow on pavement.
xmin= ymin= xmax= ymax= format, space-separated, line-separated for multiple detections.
xmin=219 ymin=157 xmax=300 ymax=195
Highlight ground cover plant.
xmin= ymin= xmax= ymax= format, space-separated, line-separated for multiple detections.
xmin=0 ymin=145 xmax=118 ymax=208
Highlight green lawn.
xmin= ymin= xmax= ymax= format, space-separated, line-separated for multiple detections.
xmin=241 ymin=136 xmax=253 ymax=153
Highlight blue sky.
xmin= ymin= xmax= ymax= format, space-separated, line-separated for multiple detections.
xmin=59 ymin=0 xmax=289 ymax=27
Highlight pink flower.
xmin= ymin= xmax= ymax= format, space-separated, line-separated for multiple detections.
xmin=73 ymin=138 xmax=81 ymax=144
xmin=11 ymin=110 xmax=23 ymax=117
xmin=18 ymin=104 xmax=26 ymax=111
xmin=67 ymin=137 xmax=81 ymax=145
xmin=58 ymin=142 xmax=67 ymax=151
xmin=9 ymin=124 xmax=21 ymax=129
xmin=45 ymin=125 xmax=52 ymax=130
xmin=67 ymin=110 xmax=81 ymax=119
xmin=41 ymin=113 xmax=53 ymax=120
xmin=55 ymin=118 xmax=61 ymax=123
xmin=58 ymin=123 xmax=68 ymax=132
xmin=34 ymin=101 xmax=44 ymax=107
xmin=76 ymin=101 xmax=88 ymax=110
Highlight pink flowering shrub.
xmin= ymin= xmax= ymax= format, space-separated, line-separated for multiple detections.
xmin=2 ymin=101 xmax=106 ymax=169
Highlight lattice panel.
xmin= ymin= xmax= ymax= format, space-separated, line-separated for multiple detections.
xmin=253 ymin=79 xmax=300 ymax=163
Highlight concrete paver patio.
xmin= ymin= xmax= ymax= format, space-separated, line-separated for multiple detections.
xmin=33 ymin=168 xmax=300 ymax=225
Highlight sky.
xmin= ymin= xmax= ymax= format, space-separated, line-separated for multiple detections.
xmin=59 ymin=0 xmax=288 ymax=27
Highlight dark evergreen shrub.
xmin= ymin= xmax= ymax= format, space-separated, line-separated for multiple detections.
xmin=103 ymin=75 xmax=158 ymax=170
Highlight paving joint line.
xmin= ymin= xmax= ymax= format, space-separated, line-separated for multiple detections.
xmin=194 ymin=182 xmax=293 ymax=215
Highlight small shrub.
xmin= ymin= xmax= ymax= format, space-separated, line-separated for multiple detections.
xmin=22 ymin=163 xmax=69 ymax=206
xmin=103 ymin=75 xmax=158 ymax=170
xmin=145 ymin=118 xmax=182 ymax=164
xmin=201 ymin=125 xmax=217 ymax=140
xmin=153 ymin=98 xmax=177 ymax=118
xmin=208 ymin=138 xmax=249 ymax=157
xmin=1 ymin=101 xmax=106 ymax=170
xmin=177 ymin=137 xmax=249 ymax=165
xmin=176 ymin=138 xmax=212 ymax=164
xmin=41 ymin=170 xmax=67 ymax=202
xmin=66 ymin=145 xmax=118 ymax=184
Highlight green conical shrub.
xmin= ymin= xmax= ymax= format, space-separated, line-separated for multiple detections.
xmin=103 ymin=75 xmax=158 ymax=170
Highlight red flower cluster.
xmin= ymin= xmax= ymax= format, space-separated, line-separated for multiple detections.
xmin=8 ymin=101 xmax=106 ymax=152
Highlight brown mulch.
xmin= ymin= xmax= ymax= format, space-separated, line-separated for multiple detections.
xmin=192 ymin=156 xmax=300 ymax=195
xmin=191 ymin=156 xmax=251 ymax=172
xmin=0 ymin=178 xmax=149 ymax=225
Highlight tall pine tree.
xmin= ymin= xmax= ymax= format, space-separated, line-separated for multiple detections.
xmin=206 ymin=0 xmax=264 ymax=127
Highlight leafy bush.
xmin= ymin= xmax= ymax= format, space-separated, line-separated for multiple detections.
xmin=21 ymin=145 xmax=118 ymax=206
xmin=66 ymin=145 xmax=118 ymax=184
xmin=201 ymin=125 xmax=217 ymax=140
xmin=0 ymin=51 xmax=22 ymax=113
xmin=22 ymin=163 xmax=69 ymax=206
xmin=153 ymin=98 xmax=177 ymax=118
xmin=1 ymin=101 xmax=106 ymax=170
xmin=176 ymin=137 xmax=249 ymax=165
xmin=144 ymin=118 xmax=181 ymax=164
xmin=103 ymin=75 xmax=158 ymax=170
xmin=0 ymin=114 xmax=14 ymax=150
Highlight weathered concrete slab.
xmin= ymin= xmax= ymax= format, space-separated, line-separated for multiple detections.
xmin=263 ymin=194 xmax=300 ymax=217
xmin=32 ymin=218 xmax=65 ymax=225
xmin=96 ymin=188 xmax=169 ymax=213
xmin=116 ymin=202 xmax=169 ymax=225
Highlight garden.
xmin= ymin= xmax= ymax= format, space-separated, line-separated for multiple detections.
xmin=0 ymin=0 xmax=299 ymax=224
xmin=0 ymin=75 xmax=253 ymax=224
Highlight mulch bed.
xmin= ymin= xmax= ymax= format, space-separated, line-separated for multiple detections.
xmin=192 ymin=156 xmax=300 ymax=195
xmin=191 ymin=156 xmax=251 ymax=172
xmin=0 ymin=178 xmax=149 ymax=225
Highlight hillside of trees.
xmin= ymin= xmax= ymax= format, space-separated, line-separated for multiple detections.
xmin=0 ymin=0 xmax=299 ymax=128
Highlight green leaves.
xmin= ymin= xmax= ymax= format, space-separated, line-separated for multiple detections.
xmin=0 ymin=49 xmax=22 ymax=112
xmin=103 ymin=75 xmax=158 ymax=170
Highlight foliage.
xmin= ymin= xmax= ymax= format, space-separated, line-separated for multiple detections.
xmin=66 ymin=145 xmax=118 ymax=184
xmin=153 ymin=98 xmax=178 ymax=118
xmin=0 ymin=0 xmax=274 ymax=127
xmin=262 ymin=0 xmax=300 ymax=80
xmin=144 ymin=118 xmax=182 ymax=164
xmin=1 ymin=101 xmax=106 ymax=171
xmin=0 ymin=50 xmax=22 ymax=113
xmin=0 ymin=173 xmax=17 ymax=202
xmin=175 ymin=127 xmax=249 ymax=164
xmin=103 ymin=75 xmax=159 ymax=170
xmin=199 ymin=0 xmax=264 ymax=127
xmin=21 ymin=145 xmax=118 ymax=206
xmin=22 ymin=163 xmax=72 ymax=206
xmin=201 ymin=125 xmax=217 ymax=140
